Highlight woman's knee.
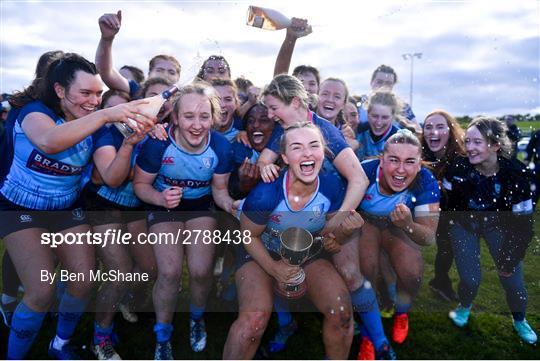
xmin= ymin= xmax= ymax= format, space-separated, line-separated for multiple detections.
xmin=322 ymin=302 xmax=353 ymax=334
xmin=158 ymin=266 xmax=182 ymax=287
xmin=24 ymin=284 xmax=55 ymax=311
xmin=235 ymin=311 xmax=271 ymax=341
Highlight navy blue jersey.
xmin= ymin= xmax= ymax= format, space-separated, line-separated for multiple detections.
xmin=266 ymin=112 xmax=349 ymax=160
xmin=1 ymin=101 xmax=93 ymax=210
xmin=232 ymin=141 xmax=260 ymax=166
xmin=136 ymin=129 xmax=233 ymax=199
xmin=93 ymin=125 xmax=145 ymax=207
xmin=359 ymin=159 xmax=440 ymax=217
xmin=355 ymin=123 xmax=399 ymax=161
xmin=242 ymin=170 xmax=344 ymax=253
xmin=0 ymin=107 xmax=19 ymax=185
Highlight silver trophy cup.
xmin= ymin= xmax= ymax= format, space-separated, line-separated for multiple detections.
xmin=275 ymin=227 xmax=313 ymax=299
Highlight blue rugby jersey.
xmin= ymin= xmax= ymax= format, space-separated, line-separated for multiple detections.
xmin=358 ymin=158 xmax=440 ymax=217
xmin=0 ymin=101 xmax=93 ymax=210
xmin=355 ymin=123 xmax=399 ymax=161
xmin=241 ymin=170 xmax=344 ymax=253
xmin=136 ymin=129 xmax=233 ymax=199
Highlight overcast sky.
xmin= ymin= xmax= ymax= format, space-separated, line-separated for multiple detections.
xmin=1 ymin=0 xmax=538 ymax=119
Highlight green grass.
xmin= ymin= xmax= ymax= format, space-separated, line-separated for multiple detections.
xmin=516 ymin=121 xmax=540 ymax=136
xmin=2 ymin=217 xmax=539 ymax=359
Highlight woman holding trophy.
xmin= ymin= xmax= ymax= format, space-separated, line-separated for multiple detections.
xmin=223 ymin=122 xmax=363 ymax=360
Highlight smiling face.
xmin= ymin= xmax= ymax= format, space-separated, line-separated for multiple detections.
xmin=56 ymin=70 xmax=103 ymax=121
xmin=213 ymin=85 xmax=237 ymax=131
xmin=379 ymin=143 xmax=421 ymax=193
xmin=317 ymin=80 xmax=346 ymax=124
xmin=245 ymin=104 xmax=275 ymax=152
xmin=368 ymin=103 xmax=393 ymax=136
xmin=423 ymin=114 xmax=450 ymax=155
xmin=465 ymin=125 xmax=499 ymax=165
xmin=145 ymin=83 xmax=173 ymax=122
xmin=173 ymin=93 xmax=213 ymax=152
xmin=281 ymin=127 xmax=325 ymax=184
xmin=263 ymin=94 xmax=303 ymax=127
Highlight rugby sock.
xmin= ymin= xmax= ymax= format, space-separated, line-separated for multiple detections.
xmin=189 ymin=303 xmax=205 ymax=321
xmin=93 ymin=321 xmax=114 ymax=345
xmin=512 ymin=312 xmax=525 ymax=322
xmin=56 ymin=292 xmax=88 ymax=341
xmin=55 ymin=279 xmax=67 ymax=302
xmin=154 ymin=322 xmax=173 ymax=343
xmin=274 ymin=296 xmax=293 ymax=328
xmin=8 ymin=302 xmax=46 ymax=359
xmin=351 ymin=282 xmax=388 ymax=350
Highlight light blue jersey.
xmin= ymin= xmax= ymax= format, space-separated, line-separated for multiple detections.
xmin=355 ymin=123 xmax=399 ymax=161
xmin=136 ymin=129 xmax=233 ymax=199
xmin=1 ymin=101 xmax=93 ymax=210
xmin=359 ymin=159 xmax=440 ymax=217
xmin=242 ymin=170 xmax=344 ymax=253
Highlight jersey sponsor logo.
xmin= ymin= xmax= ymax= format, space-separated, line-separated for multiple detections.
xmin=162 ymin=175 xmax=210 ymax=189
xmin=269 ymin=214 xmax=282 ymax=224
xmin=162 ymin=156 xmax=175 ymax=165
xmin=202 ymin=157 xmax=214 ymax=169
xmin=19 ymin=214 xmax=33 ymax=223
xmin=26 ymin=150 xmax=83 ymax=176
xmin=364 ymin=194 xmax=373 ymax=201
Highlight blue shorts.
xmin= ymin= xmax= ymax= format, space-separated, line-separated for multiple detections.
xmin=0 ymin=193 xmax=88 ymax=238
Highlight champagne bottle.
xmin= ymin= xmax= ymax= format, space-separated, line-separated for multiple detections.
xmin=246 ymin=6 xmax=291 ymax=30
xmin=114 ymin=85 xmax=179 ymax=138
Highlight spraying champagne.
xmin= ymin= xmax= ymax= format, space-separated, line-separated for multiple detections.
xmin=246 ymin=5 xmax=312 ymax=34
xmin=114 ymin=84 xmax=179 ymax=138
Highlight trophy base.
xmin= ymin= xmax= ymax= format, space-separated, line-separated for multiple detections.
xmin=274 ymin=281 xmax=307 ymax=299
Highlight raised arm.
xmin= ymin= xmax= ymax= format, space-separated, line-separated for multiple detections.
xmin=273 ymin=17 xmax=312 ymax=76
xmin=95 ymin=10 xmax=131 ymax=93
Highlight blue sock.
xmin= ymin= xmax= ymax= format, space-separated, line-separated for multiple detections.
xmin=512 ymin=312 xmax=525 ymax=322
xmin=57 ymin=292 xmax=88 ymax=340
xmin=274 ymin=296 xmax=292 ymax=327
xmin=154 ymin=322 xmax=173 ymax=343
xmin=351 ymin=282 xmax=388 ymax=350
xmin=359 ymin=322 xmax=369 ymax=338
xmin=387 ymin=282 xmax=397 ymax=304
xmin=55 ymin=280 xmax=67 ymax=302
xmin=93 ymin=321 xmax=114 ymax=345
xmin=8 ymin=302 xmax=46 ymax=360
xmin=189 ymin=303 xmax=205 ymax=321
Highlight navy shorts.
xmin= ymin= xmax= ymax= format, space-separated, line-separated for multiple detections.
xmin=82 ymin=188 xmax=146 ymax=226
xmin=0 ymin=193 xmax=88 ymax=238
xmin=146 ymin=195 xmax=214 ymax=227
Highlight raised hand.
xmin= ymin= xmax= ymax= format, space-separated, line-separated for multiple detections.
xmin=390 ymin=203 xmax=414 ymax=230
xmin=99 ymin=10 xmax=122 ymax=40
